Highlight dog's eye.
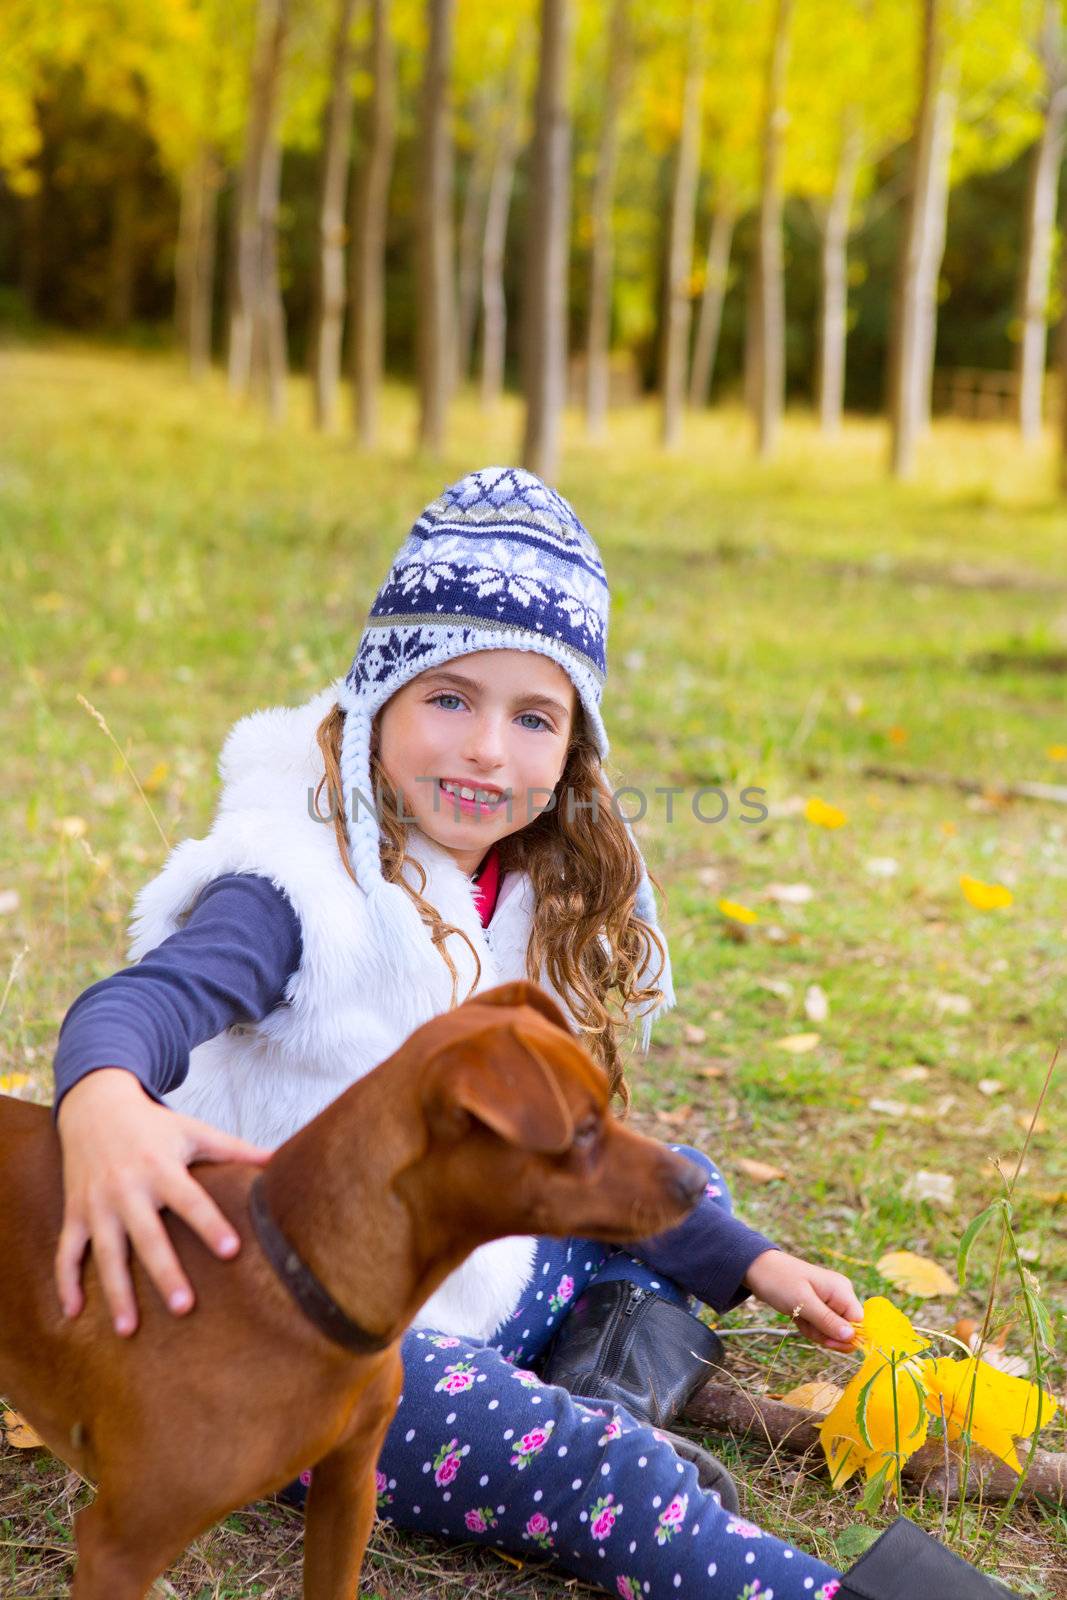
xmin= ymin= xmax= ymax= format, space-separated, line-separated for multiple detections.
xmin=572 ymin=1116 xmax=600 ymax=1150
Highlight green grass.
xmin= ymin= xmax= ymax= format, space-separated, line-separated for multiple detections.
xmin=1 ymin=338 xmax=1065 ymax=1597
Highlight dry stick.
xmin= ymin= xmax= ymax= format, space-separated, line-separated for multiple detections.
xmin=682 ymin=1383 xmax=1067 ymax=1504
xmin=862 ymin=762 xmax=1067 ymax=807
xmin=75 ymin=693 xmax=171 ymax=850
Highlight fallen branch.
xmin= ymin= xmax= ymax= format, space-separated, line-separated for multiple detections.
xmin=683 ymin=1382 xmax=1067 ymax=1504
xmin=861 ymin=763 xmax=1067 ymax=807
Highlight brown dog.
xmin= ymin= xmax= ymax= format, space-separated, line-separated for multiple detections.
xmin=0 ymin=979 xmax=705 ymax=1599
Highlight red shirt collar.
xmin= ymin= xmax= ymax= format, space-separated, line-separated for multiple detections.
xmin=471 ymin=844 xmax=501 ymax=927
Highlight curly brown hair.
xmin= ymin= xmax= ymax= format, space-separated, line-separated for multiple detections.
xmin=311 ymin=698 xmax=670 ymax=1104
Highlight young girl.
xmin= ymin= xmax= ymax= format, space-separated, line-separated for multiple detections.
xmin=52 ymin=468 xmax=968 ymax=1599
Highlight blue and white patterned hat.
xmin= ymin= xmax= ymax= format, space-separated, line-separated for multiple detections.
xmin=336 ymin=466 xmax=674 ymax=1049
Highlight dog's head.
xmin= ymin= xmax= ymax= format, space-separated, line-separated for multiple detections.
xmin=401 ymin=980 xmax=706 ymax=1249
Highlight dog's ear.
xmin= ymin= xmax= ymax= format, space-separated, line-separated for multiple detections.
xmin=467 ymin=980 xmax=574 ymax=1039
xmin=428 ymin=1021 xmax=576 ymax=1154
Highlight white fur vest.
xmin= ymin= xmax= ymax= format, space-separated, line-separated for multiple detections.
xmin=125 ymin=681 xmax=578 ymax=1341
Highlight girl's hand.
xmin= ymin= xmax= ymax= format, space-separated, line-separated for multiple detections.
xmin=55 ymin=1068 xmax=272 ymax=1337
xmin=743 ymin=1249 xmax=862 ymax=1351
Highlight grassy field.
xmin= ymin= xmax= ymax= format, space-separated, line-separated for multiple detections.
xmin=1 ymin=340 xmax=1065 ymax=1598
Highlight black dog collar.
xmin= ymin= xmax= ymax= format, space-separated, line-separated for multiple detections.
xmin=248 ymin=1175 xmax=393 ymax=1355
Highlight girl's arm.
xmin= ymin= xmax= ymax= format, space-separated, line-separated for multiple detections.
xmin=53 ymin=872 xmax=302 ymax=1114
xmin=628 ymin=1190 xmax=778 ymax=1313
xmin=631 ymin=1186 xmax=861 ymax=1350
xmin=53 ymin=873 xmax=303 ymax=1336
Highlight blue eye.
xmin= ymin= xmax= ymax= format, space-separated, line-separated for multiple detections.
xmin=428 ymin=695 xmax=551 ymax=732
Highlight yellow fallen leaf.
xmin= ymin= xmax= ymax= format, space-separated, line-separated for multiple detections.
xmin=774 ymin=1032 xmax=821 ymax=1054
xmin=960 ymin=874 xmax=1013 ymax=910
xmin=1 ymin=1409 xmax=44 ymax=1449
xmin=876 ymin=1251 xmax=956 ymax=1299
xmin=805 ymin=797 xmax=848 ymax=830
xmin=920 ymin=1356 xmax=1057 ymax=1472
xmin=887 ymin=725 xmax=908 ymax=745
xmin=718 ymin=898 xmax=759 ymax=925
xmin=1047 ymin=745 xmax=1067 ymax=761
xmin=819 ymin=1298 xmax=930 ymax=1489
xmin=142 ymin=760 xmax=170 ymax=793
xmin=857 ymin=1296 xmax=930 ymax=1359
xmin=0 ymin=1073 xmax=30 ymax=1093
xmin=735 ymin=1157 xmax=786 ymax=1184
xmin=778 ymin=1381 xmax=843 ymax=1414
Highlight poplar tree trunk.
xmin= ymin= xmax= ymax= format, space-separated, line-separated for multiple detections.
xmin=19 ymin=179 xmax=45 ymax=318
xmin=660 ymin=3 xmax=703 ymax=450
xmin=521 ymin=0 xmax=573 ymax=483
xmin=175 ymin=142 xmax=221 ymax=377
xmin=755 ymin=0 xmax=794 ymax=459
xmin=258 ymin=134 xmax=289 ymax=421
xmin=1017 ymin=0 xmax=1067 ymax=442
xmin=889 ymin=0 xmax=952 ymax=479
xmin=416 ymin=0 xmax=456 ymax=452
xmin=480 ymin=66 xmax=522 ymax=411
xmin=744 ymin=262 xmax=762 ymax=416
xmin=228 ymin=0 xmax=289 ymax=408
xmin=913 ymin=78 xmax=955 ymax=438
xmin=585 ymin=0 xmax=629 ymax=440
xmin=454 ymin=94 xmax=495 ymax=389
xmin=688 ymin=197 xmax=734 ymax=409
xmin=349 ymin=0 xmax=396 ymax=447
xmin=1060 ymin=244 xmax=1067 ymax=492
xmin=311 ymin=0 xmax=358 ymax=432
xmin=816 ymin=114 xmax=862 ymax=435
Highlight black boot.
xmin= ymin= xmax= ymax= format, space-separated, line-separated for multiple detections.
xmin=839 ymin=1517 xmax=1021 ymax=1598
xmin=536 ymin=1279 xmax=740 ymax=1512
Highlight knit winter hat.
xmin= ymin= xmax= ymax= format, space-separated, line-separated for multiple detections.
xmin=336 ymin=465 xmax=675 ymax=1049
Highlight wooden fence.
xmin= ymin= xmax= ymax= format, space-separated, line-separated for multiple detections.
xmin=931 ymin=367 xmax=1063 ymax=423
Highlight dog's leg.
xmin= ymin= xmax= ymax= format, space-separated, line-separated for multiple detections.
xmin=70 ymin=1470 xmax=242 ymax=1600
xmin=303 ymin=1356 xmax=403 ymax=1600
xmin=70 ymin=1494 xmax=178 ymax=1600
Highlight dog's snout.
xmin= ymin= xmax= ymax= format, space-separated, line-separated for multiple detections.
xmin=671 ymin=1157 xmax=708 ymax=1210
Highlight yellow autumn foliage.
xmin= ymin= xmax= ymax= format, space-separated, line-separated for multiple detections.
xmin=804 ymin=797 xmax=848 ymax=829
xmin=959 ymin=874 xmax=1013 ymax=910
xmin=921 ymin=1356 xmax=1058 ymax=1473
xmin=818 ymin=1298 xmax=1058 ymax=1497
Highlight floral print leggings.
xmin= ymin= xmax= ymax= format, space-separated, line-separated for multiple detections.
xmin=288 ymin=1146 xmax=843 ymax=1600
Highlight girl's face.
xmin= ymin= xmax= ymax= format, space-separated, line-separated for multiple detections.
xmin=375 ymin=649 xmax=577 ymax=875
